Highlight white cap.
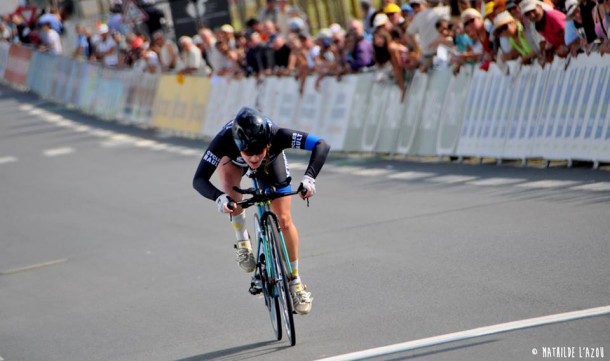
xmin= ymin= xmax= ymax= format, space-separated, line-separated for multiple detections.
xmin=520 ymin=0 xmax=538 ymax=14
xmin=373 ymin=13 xmax=389 ymax=27
xmin=565 ymin=0 xmax=579 ymax=18
xmin=98 ymin=24 xmax=109 ymax=34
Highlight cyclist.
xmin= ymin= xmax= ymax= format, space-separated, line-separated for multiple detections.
xmin=193 ymin=106 xmax=330 ymax=315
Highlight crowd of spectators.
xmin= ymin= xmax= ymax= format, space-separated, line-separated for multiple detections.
xmin=1 ymin=0 xmax=609 ymax=95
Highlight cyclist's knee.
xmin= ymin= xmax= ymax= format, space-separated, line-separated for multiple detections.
xmin=276 ymin=212 xmax=294 ymax=231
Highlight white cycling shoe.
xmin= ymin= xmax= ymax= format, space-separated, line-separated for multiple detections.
xmin=234 ymin=241 xmax=255 ymax=273
xmin=289 ymin=279 xmax=313 ymax=315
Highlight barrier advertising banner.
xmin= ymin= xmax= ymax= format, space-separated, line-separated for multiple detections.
xmin=0 ymin=42 xmax=10 ymax=79
xmin=317 ymin=75 xmax=358 ymax=150
xmin=395 ymin=71 xmax=428 ymax=155
xmin=4 ymin=45 xmax=32 ymax=87
xmin=437 ymin=66 xmax=472 ymax=156
xmin=153 ymin=74 xmax=211 ymax=135
xmin=412 ymin=69 xmax=451 ymax=156
xmin=343 ymin=72 xmax=375 ymax=152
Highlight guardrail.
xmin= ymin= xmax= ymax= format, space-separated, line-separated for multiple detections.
xmin=1 ymin=43 xmax=609 ymax=166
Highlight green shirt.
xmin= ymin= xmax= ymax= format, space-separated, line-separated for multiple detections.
xmin=508 ymin=22 xmax=534 ymax=57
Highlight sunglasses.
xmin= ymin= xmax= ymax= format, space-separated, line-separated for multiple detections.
xmin=464 ymin=18 xmax=476 ymax=26
xmin=241 ymin=144 xmax=267 ymax=156
xmin=496 ymin=23 xmax=509 ymax=34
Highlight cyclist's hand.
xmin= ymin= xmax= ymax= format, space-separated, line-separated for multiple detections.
xmin=215 ymin=194 xmax=234 ymax=213
xmin=299 ymin=176 xmax=316 ymax=199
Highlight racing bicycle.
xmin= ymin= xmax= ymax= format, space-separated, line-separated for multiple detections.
xmin=229 ymin=173 xmax=307 ymax=347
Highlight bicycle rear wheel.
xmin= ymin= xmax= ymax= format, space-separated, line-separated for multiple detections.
xmin=254 ymin=214 xmax=282 ymax=341
xmin=265 ymin=214 xmax=296 ymax=346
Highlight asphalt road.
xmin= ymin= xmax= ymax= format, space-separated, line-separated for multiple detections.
xmin=1 ymin=84 xmax=609 ymax=361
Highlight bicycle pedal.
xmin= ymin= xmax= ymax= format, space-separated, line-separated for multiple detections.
xmin=249 ymin=283 xmax=263 ymax=295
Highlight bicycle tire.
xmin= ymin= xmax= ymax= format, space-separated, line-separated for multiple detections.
xmin=254 ymin=213 xmax=282 ymax=341
xmin=265 ymin=214 xmax=296 ymax=346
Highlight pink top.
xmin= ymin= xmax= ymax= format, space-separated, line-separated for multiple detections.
xmin=536 ymin=8 xmax=567 ymax=47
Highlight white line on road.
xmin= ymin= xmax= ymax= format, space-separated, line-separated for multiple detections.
xmin=315 ymin=305 xmax=610 ymax=361
xmin=43 ymin=147 xmax=75 ymax=157
xmin=467 ymin=178 xmax=527 ymax=186
xmin=428 ymin=175 xmax=478 ymax=184
xmin=0 ymin=156 xmax=18 ymax=164
xmin=571 ymin=182 xmax=610 ymax=192
xmin=388 ymin=171 xmax=436 ymax=180
xmin=352 ymin=168 xmax=393 ymax=177
xmin=516 ymin=180 xmax=581 ymax=189
xmin=0 ymin=259 xmax=69 ymax=276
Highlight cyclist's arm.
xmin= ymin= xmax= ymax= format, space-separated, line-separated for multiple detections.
xmin=193 ymin=134 xmax=228 ymax=201
xmin=275 ymin=128 xmax=331 ymax=179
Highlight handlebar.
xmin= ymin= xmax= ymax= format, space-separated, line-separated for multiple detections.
xmin=228 ymin=185 xmax=307 ymax=210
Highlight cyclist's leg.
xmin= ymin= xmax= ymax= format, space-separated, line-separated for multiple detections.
xmin=218 ymin=156 xmax=255 ymax=272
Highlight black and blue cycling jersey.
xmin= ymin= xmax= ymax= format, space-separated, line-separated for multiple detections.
xmin=193 ymin=119 xmax=330 ymax=201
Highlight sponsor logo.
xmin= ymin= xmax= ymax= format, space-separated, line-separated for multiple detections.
xmin=203 ymin=150 xmax=220 ymax=167
xmin=291 ymin=133 xmax=303 ymax=149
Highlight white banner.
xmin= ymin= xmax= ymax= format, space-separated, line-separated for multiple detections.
xmin=395 ymin=71 xmax=428 ymax=155
xmin=412 ymin=70 xmax=451 ymax=156
xmin=343 ymin=72 xmax=375 ymax=152
xmin=0 ymin=42 xmax=10 ymax=80
xmin=437 ymin=66 xmax=472 ymax=156
xmin=317 ymin=75 xmax=358 ymax=150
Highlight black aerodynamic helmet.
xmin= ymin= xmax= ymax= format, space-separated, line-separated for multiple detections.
xmin=231 ymin=107 xmax=272 ymax=154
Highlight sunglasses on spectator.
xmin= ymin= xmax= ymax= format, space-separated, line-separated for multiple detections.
xmin=464 ymin=18 xmax=476 ymax=26
xmin=495 ymin=23 xmax=509 ymax=34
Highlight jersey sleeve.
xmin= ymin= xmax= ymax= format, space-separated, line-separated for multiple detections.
xmin=192 ymin=131 xmax=229 ymax=201
xmin=273 ymin=128 xmax=331 ymax=179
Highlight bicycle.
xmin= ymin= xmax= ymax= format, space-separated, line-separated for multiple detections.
xmin=229 ymin=173 xmax=308 ymax=347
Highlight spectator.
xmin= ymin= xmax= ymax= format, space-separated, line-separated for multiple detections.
xmin=123 ymin=33 xmax=145 ymax=67
xmin=578 ymin=0 xmax=598 ymax=44
xmin=11 ymin=14 xmax=32 ymax=44
xmin=373 ymin=27 xmax=408 ymax=99
xmin=270 ymin=33 xmax=291 ymax=75
xmin=72 ymin=24 xmax=90 ymax=59
xmin=401 ymin=3 xmax=415 ymax=25
xmin=281 ymin=33 xmax=307 ymax=93
xmin=564 ymin=0 xmax=588 ymax=56
xmin=360 ymin=0 xmax=377 ymax=37
xmin=246 ymin=31 xmax=270 ymax=78
xmin=384 ymin=3 xmax=407 ymax=33
xmin=313 ymin=32 xmax=339 ymax=89
xmin=37 ymin=7 xmax=63 ymax=35
xmin=593 ymin=0 xmax=610 ymax=54
xmin=458 ymin=8 xmax=493 ymax=69
xmin=430 ymin=18 xmax=457 ymax=67
xmin=258 ymin=0 xmax=278 ymax=24
xmin=493 ymin=11 xmax=537 ymax=64
xmin=107 ymin=3 xmax=127 ymax=35
xmin=346 ymin=19 xmax=375 ymax=72
xmin=152 ymin=30 xmax=178 ymax=71
xmin=94 ymin=24 xmax=119 ymax=67
xmin=131 ymin=39 xmax=160 ymax=74
xmin=213 ymin=39 xmax=241 ymax=76
xmin=406 ymin=0 xmax=451 ymax=71
xmin=0 ymin=21 xmax=10 ymax=41
xmin=219 ymin=24 xmax=236 ymax=49
xmin=38 ymin=21 xmax=63 ymax=55
xmin=506 ymin=0 xmax=543 ymax=55
xmin=177 ymin=36 xmax=202 ymax=74
xmin=520 ymin=0 xmax=569 ymax=61
xmin=410 ymin=0 xmax=427 ymax=15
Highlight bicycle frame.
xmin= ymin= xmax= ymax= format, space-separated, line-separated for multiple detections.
xmin=251 ymin=177 xmax=293 ymax=286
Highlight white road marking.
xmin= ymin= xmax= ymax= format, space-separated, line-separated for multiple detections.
xmin=0 ymin=258 xmax=69 ymax=276
xmin=0 ymin=156 xmax=18 ymax=164
xmin=571 ymin=182 xmax=610 ymax=192
xmin=352 ymin=168 xmax=393 ymax=177
xmin=467 ymin=178 xmax=527 ymax=186
xmin=516 ymin=180 xmax=581 ymax=189
xmin=19 ymin=104 xmax=33 ymax=111
xmin=175 ymin=148 xmax=201 ymax=156
xmin=90 ymin=129 xmax=115 ymax=138
xmin=289 ymin=162 xmax=308 ymax=170
xmin=326 ymin=165 xmax=366 ymax=174
xmin=43 ymin=147 xmax=74 ymax=157
xmin=316 ymin=305 xmax=610 ymax=361
xmin=428 ymin=175 xmax=478 ymax=184
xmin=388 ymin=171 xmax=436 ymax=180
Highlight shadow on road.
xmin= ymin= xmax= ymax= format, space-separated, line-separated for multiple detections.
xmin=175 ymin=340 xmax=290 ymax=361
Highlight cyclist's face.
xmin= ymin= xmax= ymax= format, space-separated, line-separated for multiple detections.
xmin=240 ymin=147 xmax=267 ymax=169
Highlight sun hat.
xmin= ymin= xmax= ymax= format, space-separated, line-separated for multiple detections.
xmin=373 ymin=13 xmax=389 ymax=27
xmin=565 ymin=0 xmax=579 ymax=18
xmin=492 ymin=11 xmax=514 ymax=34
xmin=461 ymin=8 xmax=482 ymax=23
xmin=520 ymin=0 xmax=538 ymax=14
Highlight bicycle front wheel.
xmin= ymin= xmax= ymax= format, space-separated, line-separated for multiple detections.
xmin=254 ymin=213 xmax=282 ymax=341
xmin=265 ymin=214 xmax=296 ymax=346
